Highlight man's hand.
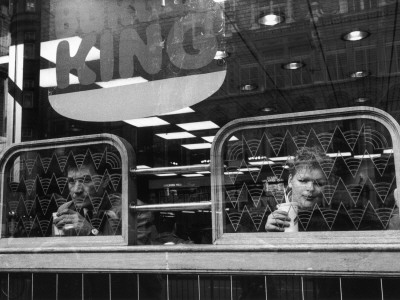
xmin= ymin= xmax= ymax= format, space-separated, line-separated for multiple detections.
xmin=54 ymin=209 xmax=92 ymax=236
xmin=265 ymin=210 xmax=291 ymax=232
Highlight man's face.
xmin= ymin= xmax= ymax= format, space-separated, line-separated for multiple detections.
xmin=67 ymin=165 xmax=97 ymax=208
xmin=288 ymin=165 xmax=326 ymax=209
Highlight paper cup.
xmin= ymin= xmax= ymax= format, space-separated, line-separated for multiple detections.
xmin=276 ymin=202 xmax=299 ymax=232
xmin=52 ymin=212 xmax=64 ymax=236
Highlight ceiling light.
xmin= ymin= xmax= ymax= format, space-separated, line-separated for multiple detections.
xmin=261 ymin=107 xmax=274 ymax=113
xmin=350 ymin=71 xmax=370 ymax=78
xmin=202 ymin=136 xmax=238 ymax=143
xmin=342 ymin=30 xmax=370 ymax=41
xmin=155 ymin=173 xmax=177 ymax=177
xmin=214 ymin=50 xmax=230 ymax=60
xmin=248 ymin=161 xmax=275 ymax=165
xmin=224 ymin=171 xmax=244 ymax=175
xmin=96 ymin=77 xmax=148 ymax=88
xmin=182 ymin=143 xmax=212 ymax=150
xmin=177 ymin=121 xmax=219 ymax=131
xmin=259 ymin=13 xmax=284 ymax=26
xmin=156 ymin=132 xmax=196 ymax=140
xmin=326 ymin=152 xmax=351 ymax=157
xmin=354 ymin=154 xmax=381 ymax=159
xmin=240 ymin=84 xmax=258 ymax=91
xmin=182 ymin=174 xmax=204 ymax=177
xmin=136 ymin=165 xmax=151 ymax=169
xmin=383 ymin=149 xmax=393 ymax=154
xmin=355 ymin=97 xmax=369 ymax=103
xmin=237 ymin=167 xmax=260 ymax=172
xmin=282 ymin=61 xmax=305 ymax=70
xmin=269 ymin=156 xmax=294 ymax=161
xmin=124 ymin=117 xmax=169 ymax=127
xmin=258 ymin=1 xmax=284 ymax=26
xmin=161 ymin=107 xmax=195 ymax=115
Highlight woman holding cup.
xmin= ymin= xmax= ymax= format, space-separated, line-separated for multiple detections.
xmin=265 ymin=146 xmax=329 ymax=232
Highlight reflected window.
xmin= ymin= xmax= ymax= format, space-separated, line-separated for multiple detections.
xmin=24 ymin=31 xmax=35 ymax=41
xmin=25 ymin=0 xmax=35 ymax=12
xmin=24 ymin=43 xmax=35 ymax=59
xmin=22 ymin=91 xmax=33 ymax=108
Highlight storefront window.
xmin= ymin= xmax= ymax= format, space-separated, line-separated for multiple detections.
xmin=0 ymin=0 xmax=397 ymax=248
xmin=218 ymin=116 xmax=398 ymax=234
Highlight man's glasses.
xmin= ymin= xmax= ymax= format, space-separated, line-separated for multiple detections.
xmin=67 ymin=175 xmax=92 ymax=184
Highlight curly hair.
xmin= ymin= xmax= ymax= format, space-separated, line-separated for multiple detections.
xmin=288 ymin=146 xmax=333 ymax=175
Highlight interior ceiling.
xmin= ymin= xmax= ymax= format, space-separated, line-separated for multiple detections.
xmin=191 ymin=0 xmax=400 ymax=127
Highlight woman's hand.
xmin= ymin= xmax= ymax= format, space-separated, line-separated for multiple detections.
xmin=265 ymin=210 xmax=291 ymax=232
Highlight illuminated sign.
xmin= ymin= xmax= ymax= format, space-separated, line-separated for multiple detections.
xmin=44 ymin=0 xmax=226 ymax=121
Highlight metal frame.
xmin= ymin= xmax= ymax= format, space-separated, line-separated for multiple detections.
xmin=211 ymin=106 xmax=400 ymax=245
xmin=0 ymin=133 xmax=136 ymax=247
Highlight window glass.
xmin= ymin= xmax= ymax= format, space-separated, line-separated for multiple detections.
xmin=2 ymin=143 xmax=123 ymax=238
xmin=221 ymin=119 xmax=397 ymax=233
xmin=0 ymin=0 xmax=398 ymax=246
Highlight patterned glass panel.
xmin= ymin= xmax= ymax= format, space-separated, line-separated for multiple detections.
xmin=1 ymin=144 xmax=122 ymax=237
xmin=222 ymin=119 xmax=397 ymax=232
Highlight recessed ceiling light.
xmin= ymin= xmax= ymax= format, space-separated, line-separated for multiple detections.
xmin=177 ymin=121 xmax=219 ymax=131
xmin=383 ymin=149 xmax=393 ymax=154
xmin=259 ymin=13 xmax=284 ymax=26
xmin=342 ymin=30 xmax=370 ymax=41
xmin=355 ymin=97 xmax=369 ymax=103
xmin=282 ymin=61 xmax=305 ymax=70
xmin=214 ymin=50 xmax=230 ymax=60
xmin=156 ymin=132 xmax=196 ymax=140
xmin=124 ymin=117 xmax=169 ymax=127
xmin=350 ymin=70 xmax=370 ymax=78
xmin=261 ymin=107 xmax=274 ymax=113
xmin=182 ymin=143 xmax=212 ymax=150
xmin=240 ymin=84 xmax=258 ymax=91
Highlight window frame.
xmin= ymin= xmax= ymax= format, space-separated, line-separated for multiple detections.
xmin=0 ymin=133 xmax=136 ymax=248
xmin=210 ymin=106 xmax=400 ymax=247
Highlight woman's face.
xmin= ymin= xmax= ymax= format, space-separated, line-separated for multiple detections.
xmin=288 ymin=165 xmax=327 ymax=209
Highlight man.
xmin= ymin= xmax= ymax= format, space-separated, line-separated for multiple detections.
xmin=53 ymin=162 xmax=117 ymax=236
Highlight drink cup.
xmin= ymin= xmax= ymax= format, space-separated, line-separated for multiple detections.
xmin=276 ymin=202 xmax=299 ymax=232
xmin=52 ymin=212 xmax=64 ymax=236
